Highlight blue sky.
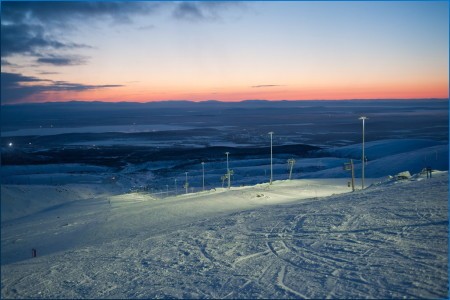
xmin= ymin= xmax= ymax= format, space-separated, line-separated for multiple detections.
xmin=1 ymin=1 xmax=448 ymax=104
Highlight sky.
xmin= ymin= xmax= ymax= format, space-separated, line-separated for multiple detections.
xmin=1 ymin=1 xmax=449 ymax=104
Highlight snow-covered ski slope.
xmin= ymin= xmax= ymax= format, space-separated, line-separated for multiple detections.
xmin=307 ymin=139 xmax=448 ymax=179
xmin=1 ymin=172 xmax=448 ymax=299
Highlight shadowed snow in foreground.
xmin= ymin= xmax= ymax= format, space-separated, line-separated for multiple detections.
xmin=1 ymin=172 xmax=448 ymax=299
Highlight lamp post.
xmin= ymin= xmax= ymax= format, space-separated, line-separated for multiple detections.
xmin=174 ymin=178 xmax=178 ymax=195
xmin=268 ymin=131 xmax=274 ymax=184
xmin=287 ymin=158 xmax=295 ymax=180
xmin=185 ymin=172 xmax=188 ymax=194
xmin=359 ymin=116 xmax=368 ymax=189
xmin=225 ymin=152 xmax=230 ymax=189
xmin=201 ymin=162 xmax=205 ymax=191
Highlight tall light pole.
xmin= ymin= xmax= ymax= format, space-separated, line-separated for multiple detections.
xmin=359 ymin=116 xmax=368 ymax=189
xmin=287 ymin=158 xmax=295 ymax=180
xmin=268 ymin=131 xmax=274 ymax=184
xmin=201 ymin=162 xmax=205 ymax=191
xmin=174 ymin=178 xmax=178 ymax=195
xmin=185 ymin=172 xmax=188 ymax=194
xmin=225 ymin=152 xmax=230 ymax=189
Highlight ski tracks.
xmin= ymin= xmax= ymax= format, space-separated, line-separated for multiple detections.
xmin=277 ymin=266 xmax=308 ymax=298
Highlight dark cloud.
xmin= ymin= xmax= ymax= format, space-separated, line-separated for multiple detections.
xmin=1 ymin=1 xmax=160 ymax=63
xmin=1 ymin=1 xmax=247 ymax=68
xmin=50 ymin=81 xmax=123 ymax=91
xmin=137 ymin=24 xmax=156 ymax=31
xmin=173 ymin=2 xmax=205 ymax=21
xmin=1 ymin=2 xmax=160 ymax=25
xmin=172 ymin=1 xmax=246 ymax=22
xmin=2 ymin=72 xmax=48 ymax=84
xmin=38 ymin=71 xmax=60 ymax=75
xmin=1 ymin=72 xmax=49 ymax=103
xmin=36 ymin=55 xmax=88 ymax=66
xmin=1 ymin=22 xmax=90 ymax=58
xmin=1 ymin=23 xmax=66 ymax=57
xmin=1 ymin=72 xmax=123 ymax=104
xmin=1 ymin=59 xmax=16 ymax=67
xmin=251 ymin=85 xmax=285 ymax=88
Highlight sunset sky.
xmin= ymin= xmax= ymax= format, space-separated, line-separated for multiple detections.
xmin=1 ymin=1 xmax=449 ymax=104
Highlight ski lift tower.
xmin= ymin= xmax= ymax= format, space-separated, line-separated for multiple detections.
xmin=343 ymin=159 xmax=355 ymax=192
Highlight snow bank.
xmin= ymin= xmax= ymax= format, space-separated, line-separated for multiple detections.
xmin=322 ymin=139 xmax=445 ymax=160
xmin=1 ymin=184 xmax=116 ymax=222
xmin=303 ymin=144 xmax=448 ymax=179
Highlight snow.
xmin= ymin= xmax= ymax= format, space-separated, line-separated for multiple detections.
xmin=1 ymin=171 xmax=448 ymax=299
xmin=304 ymin=141 xmax=448 ymax=179
xmin=64 ymin=140 xmax=255 ymax=148
xmin=1 ymin=164 xmax=110 ymax=176
xmin=1 ymin=124 xmax=195 ymax=137
xmin=321 ymin=138 xmax=445 ymax=160
xmin=2 ymin=99 xmax=448 ymax=298
xmin=1 ymin=184 xmax=116 ymax=222
xmin=1 ymin=135 xmax=448 ymax=298
xmin=1 ymin=164 xmax=116 ymax=186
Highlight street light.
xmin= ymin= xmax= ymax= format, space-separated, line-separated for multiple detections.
xmin=174 ymin=178 xmax=178 ymax=195
xmin=201 ymin=162 xmax=205 ymax=191
xmin=185 ymin=172 xmax=189 ymax=194
xmin=225 ymin=152 xmax=230 ymax=189
xmin=268 ymin=132 xmax=274 ymax=184
xmin=359 ymin=116 xmax=368 ymax=189
xmin=287 ymin=158 xmax=295 ymax=180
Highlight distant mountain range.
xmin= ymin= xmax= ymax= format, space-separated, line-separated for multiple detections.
xmin=2 ymin=98 xmax=448 ymax=108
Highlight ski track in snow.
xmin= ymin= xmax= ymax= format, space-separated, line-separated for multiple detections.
xmin=1 ymin=173 xmax=448 ymax=299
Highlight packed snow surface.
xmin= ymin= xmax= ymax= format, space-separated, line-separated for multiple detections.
xmin=1 ymin=172 xmax=448 ymax=299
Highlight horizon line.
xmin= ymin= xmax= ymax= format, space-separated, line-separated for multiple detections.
xmin=2 ymin=97 xmax=449 ymax=106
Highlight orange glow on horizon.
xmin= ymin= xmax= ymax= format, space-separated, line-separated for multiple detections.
xmin=17 ymin=80 xmax=449 ymax=104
